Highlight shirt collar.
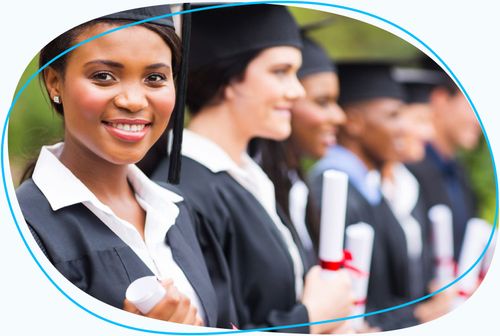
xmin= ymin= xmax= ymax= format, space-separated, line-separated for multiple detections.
xmin=181 ymin=130 xmax=278 ymax=213
xmin=33 ymin=142 xmax=183 ymax=212
xmin=382 ymin=163 xmax=419 ymax=216
xmin=182 ymin=129 xmax=243 ymax=174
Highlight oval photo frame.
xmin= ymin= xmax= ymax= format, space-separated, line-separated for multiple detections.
xmin=2 ymin=1 xmax=497 ymax=335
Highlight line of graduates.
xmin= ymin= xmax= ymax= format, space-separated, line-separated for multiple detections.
xmin=16 ymin=3 xmax=483 ymax=334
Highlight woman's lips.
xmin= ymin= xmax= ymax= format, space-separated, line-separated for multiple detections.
xmin=274 ymin=108 xmax=292 ymax=118
xmin=102 ymin=119 xmax=151 ymax=142
xmin=322 ymin=133 xmax=336 ymax=147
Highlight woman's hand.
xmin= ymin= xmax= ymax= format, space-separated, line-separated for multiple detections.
xmin=123 ymin=279 xmax=204 ymax=326
xmin=354 ymin=320 xmax=382 ymax=333
xmin=414 ymin=280 xmax=456 ymax=323
xmin=301 ymin=266 xmax=354 ymax=334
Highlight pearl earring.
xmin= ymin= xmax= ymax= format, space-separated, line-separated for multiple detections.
xmin=53 ymin=96 xmax=61 ymax=104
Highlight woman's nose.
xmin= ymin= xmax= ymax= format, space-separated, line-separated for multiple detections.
xmin=285 ymin=75 xmax=306 ymax=101
xmin=327 ymin=104 xmax=347 ymax=126
xmin=113 ymin=83 xmax=148 ymax=113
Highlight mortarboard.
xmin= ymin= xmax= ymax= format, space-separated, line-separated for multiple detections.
xmin=100 ymin=5 xmax=175 ymax=28
xmin=297 ymin=35 xmax=336 ymax=79
xmin=189 ymin=4 xmax=302 ymax=71
xmin=297 ymin=16 xmax=337 ymax=79
xmin=392 ymin=67 xmax=444 ymax=103
xmin=337 ymin=61 xmax=406 ymax=106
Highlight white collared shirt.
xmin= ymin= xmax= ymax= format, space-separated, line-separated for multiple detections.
xmin=183 ymin=130 xmax=305 ymax=299
xmin=32 ymin=142 xmax=204 ymax=318
xmin=382 ymin=163 xmax=423 ymax=259
xmin=288 ymin=174 xmax=314 ymax=251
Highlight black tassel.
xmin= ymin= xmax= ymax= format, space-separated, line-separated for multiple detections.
xmin=168 ymin=3 xmax=192 ymax=184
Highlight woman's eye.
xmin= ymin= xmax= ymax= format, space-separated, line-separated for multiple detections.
xmin=315 ymin=98 xmax=332 ymax=108
xmin=91 ymin=72 xmax=115 ymax=82
xmin=146 ymin=73 xmax=167 ymax=84
xmin=272 ymin=68 xmax=290 ymax=77
xmin=389 ymin=110 xmax=402 ymax=119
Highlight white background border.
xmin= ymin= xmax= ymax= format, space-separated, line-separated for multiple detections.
xmin=1 ymin=1 xmax=499 ymax=335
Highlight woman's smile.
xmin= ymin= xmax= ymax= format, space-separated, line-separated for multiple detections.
xmin=102 ymin=118 xmax=152 ymax=142
xmin=48 ymin=23 xmax=175 ymax=165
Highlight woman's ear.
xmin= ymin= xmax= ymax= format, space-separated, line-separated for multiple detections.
xmin=44 ymin=67 xmax=63 ymax=103
xmin=224 ymin=83 xmax=236 ymax=101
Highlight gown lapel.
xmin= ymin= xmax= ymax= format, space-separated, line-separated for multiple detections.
xmin=166 ymin=224 xmax=217 ymax=327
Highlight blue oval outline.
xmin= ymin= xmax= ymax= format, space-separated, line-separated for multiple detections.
xmin=2 ymin=1 xmax=497 ymax=335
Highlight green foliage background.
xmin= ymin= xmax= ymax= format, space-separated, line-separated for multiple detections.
xmin=7 ymin=7 xmax=496 ymax=222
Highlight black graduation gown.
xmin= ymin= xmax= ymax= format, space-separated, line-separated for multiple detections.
xmin=16 ymin=179 xmax=218 ymax=327
xmin=153 ymin=156 xmax=312 ymax=333
xmin=310 ymin=176 xmax=434 ymax=331
xmin=407 ymin=154 xmax=477 ymax=260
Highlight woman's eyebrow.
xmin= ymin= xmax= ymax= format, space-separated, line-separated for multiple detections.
xmin=83 ymin=60 xmax=170 ymax=71
xmin=272 ymin=63 xmax=293 ymax=68
xmin=145 ymin=63 xmax=171 ymax=70
xmin=84 ymin=59 xmax=124 ymax=68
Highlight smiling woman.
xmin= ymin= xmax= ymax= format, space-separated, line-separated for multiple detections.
xmin=44 ymin=23 xmax=176 ymax=166
xmin=14 ymin=5 xmax=218 ymax=328
xmin=150 ymin=5 xmax=354 ymax=333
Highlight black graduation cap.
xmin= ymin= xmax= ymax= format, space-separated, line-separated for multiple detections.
xmin=392 ymin=67 xmax=444 ymax=103
xmin=337 ymin=61 xmax=406 ymax=106
xmin=297 ymin=35 xmax=336 ymax=79
xmin=100 ymin=4 xmax=190 ymax=184
xmin=100 ymin=4 xmax=175 ymax=28
xmin=418 ymin=55 xmax=458 ymax=92
xmin=189 ymin=4 xmax=302 ymax=71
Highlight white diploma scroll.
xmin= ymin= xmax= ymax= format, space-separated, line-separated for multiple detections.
xmin=480 ymin=224 xmax=496 ymax=280
xmin=345 ymin=222 xmax=374 ymax=330
xmin=428 ymin=204 xmax=455 ymax=284
xmin=455 ymin=218 xmax=491 ymax=306
xmin=319 ymin=170 xmax=349 ymax=279
xmin=126 ymin=276 xmax=167 ymax=314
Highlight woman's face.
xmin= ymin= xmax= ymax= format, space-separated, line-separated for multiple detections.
xmin=396 ymin=103 xmax=435 ymax=163
xmin=226 ymin=46 xmax=305 ymax=141
xmin=441 ymin=91 xmax=481 ymax=151
xmin=349 ymin=98 xmax=407 ymax=165
xmin=45 ymin=23 xmax=175 ymax=165
xmin=290 ymin=72 xmax=346 ymax=159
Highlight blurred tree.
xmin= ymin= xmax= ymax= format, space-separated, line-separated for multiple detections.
xmin=290 ymin=7 xmax=421 ymax=61
xmin=460 ymin=139 xmax=497 ymax=223
xmin=9 ymin=56 xmax=63 ymax=184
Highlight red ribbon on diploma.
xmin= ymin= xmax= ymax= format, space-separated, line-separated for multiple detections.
xmin=458 ymin=290 xmax=471 ymax=298
xmin=435 ymin=257 xmax=457 ymax=276
xmin=320 ymin=250 xmax=369 ymax=277
xmin=354 ymin=298 xmax=366 ymax=306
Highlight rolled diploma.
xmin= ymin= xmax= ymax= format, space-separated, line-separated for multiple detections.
xmin=126 ymin=276 xmax=167 ymax=314
xmin=455 ymin=218 xmax=490 ymax=305
xmin=480 ymin=224 xmax=496 ymax=279
xmin=345 ymin=222 xmax=374 ymax=330
xmin=428 ymin=204 xmax=455 ymax=284
xmin=319 ymin=170 xmax=348 ymax=278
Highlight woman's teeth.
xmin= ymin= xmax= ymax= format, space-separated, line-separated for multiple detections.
xmin=111 ymin=123 xmax=146 ymax=132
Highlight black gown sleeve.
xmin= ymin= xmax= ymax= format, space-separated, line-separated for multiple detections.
xmin=192 ymin=205 xmax=310 ymax=333
xmin=161 ymin=157 xmax=311 ymax=332
xmin=28 ymin=223 xmax=49 ymax=259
